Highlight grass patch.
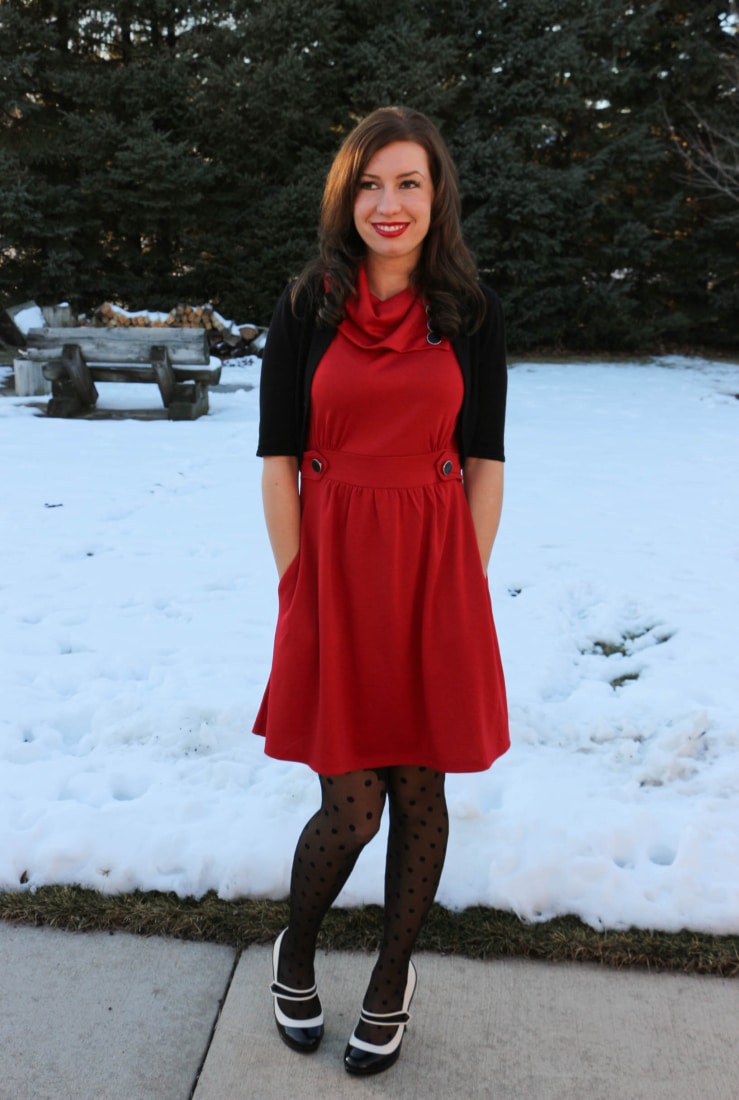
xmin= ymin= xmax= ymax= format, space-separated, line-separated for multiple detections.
xmin=594 ymin=640 xmax=629 ymax=658
xmin=610 ymin=672 xmax=641 ymax=689
xmin=582 ymin=627 xmax=675 ymax=688
xmin=587 ymin=628 xmax=672 ymax=660
xmin=0 ymin=887 xmax=736 ymax=977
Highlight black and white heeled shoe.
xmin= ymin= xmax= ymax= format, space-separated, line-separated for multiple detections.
xmin=344 ymin=960 xmax=417 ymax=1076
xmin=270 ymin=928 xmax=324 ymax=1053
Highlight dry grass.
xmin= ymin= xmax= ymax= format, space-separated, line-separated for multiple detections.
xmin=1 ymin=887 xmax=736 ymax=977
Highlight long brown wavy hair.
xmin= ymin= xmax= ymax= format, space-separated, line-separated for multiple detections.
xmin=292 ymin=106 xmax=486 ymax=338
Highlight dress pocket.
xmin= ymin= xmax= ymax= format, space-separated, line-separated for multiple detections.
xmin=277 ymin=551 xmax=301 ymax=602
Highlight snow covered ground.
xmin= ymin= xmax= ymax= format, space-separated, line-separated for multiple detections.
xmin=1 ymin=355 xmax=737 ymax=933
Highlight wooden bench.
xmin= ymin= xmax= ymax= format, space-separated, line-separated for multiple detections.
xmin=25 ymin=327 xmax=222 ymax=419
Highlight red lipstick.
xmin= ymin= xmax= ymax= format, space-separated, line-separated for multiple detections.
xmin=371 ymin=223 xmax=410 ymax=238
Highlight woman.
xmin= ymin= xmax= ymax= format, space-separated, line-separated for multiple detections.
xmin=253 ymin=106 xmax=509 ymax=1076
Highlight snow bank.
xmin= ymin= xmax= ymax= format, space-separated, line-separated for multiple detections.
xmin=0 ymin=356 xmax=737 ymax=932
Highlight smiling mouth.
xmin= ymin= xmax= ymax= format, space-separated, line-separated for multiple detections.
xmin=371 ymin=223 xmax=410 ymax=237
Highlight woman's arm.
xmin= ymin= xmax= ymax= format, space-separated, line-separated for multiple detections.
xmin=262 ymin=455 xmax=300 ymax=579
xmin=463 ymin=457 xmax=504 ymax=576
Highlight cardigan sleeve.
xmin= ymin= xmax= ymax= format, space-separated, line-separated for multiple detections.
xmin=256 ymin=282 xmax=306 ymax=457
xmin=466 ymin=284 xmax=508 ymax=462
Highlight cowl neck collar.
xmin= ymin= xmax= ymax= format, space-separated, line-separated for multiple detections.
xmin=339 ymin=265 xmax=430 ymax=351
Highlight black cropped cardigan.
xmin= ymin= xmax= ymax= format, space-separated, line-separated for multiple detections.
xmin=256 ymin=280 xmax=508 ymax=466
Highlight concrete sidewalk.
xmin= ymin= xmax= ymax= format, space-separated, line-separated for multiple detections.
xmin=1 ymin=922 xmax=737 ymax=1100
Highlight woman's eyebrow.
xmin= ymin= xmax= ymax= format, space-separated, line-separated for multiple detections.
xmin=360 ymin=169 xmax=426 ymax=179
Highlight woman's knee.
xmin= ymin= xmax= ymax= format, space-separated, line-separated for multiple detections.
xmin=344 ymin=811 xmax=383 ymax=847
xmin=319 ymin=770 xmax=386 ymax=847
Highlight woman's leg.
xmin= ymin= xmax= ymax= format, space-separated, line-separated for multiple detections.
xmin=354 ymin=765 xmax=449 ymax=1044
xmin=275 ymin=768 xmax=388 ymax=1020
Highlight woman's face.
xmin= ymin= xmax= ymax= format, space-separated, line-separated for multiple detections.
xmin=353 ymin=141 xmax=433 ymax=269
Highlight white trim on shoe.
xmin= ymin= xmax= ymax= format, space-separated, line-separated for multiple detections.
xmin=270 ymin=929 xmax=325 ymax=1031
xmin=346 ymin=960 xmax=417 ymax=1055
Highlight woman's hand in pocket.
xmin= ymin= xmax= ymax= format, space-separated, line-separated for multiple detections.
xmin=262 ymin=456 xmax=300 ymax=579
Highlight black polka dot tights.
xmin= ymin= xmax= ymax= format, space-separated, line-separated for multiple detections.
xmin=275 ymin=766 xmax=449 ymax=1045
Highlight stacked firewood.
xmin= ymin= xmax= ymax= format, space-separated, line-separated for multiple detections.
xmin=88 ymin=302 xmax=264 ymax=359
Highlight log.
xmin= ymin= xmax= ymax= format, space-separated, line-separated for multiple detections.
xmin=47 ymin=378 xmax=84 ymax=418
xmin=63 ymin=344 xmax=98 ymax=406
xmin=42 ymin=304 xmax=73 ymax=327
xmin=169 ymin=382 xmax=209 ymax=420
xmin=151 ymin=346 xmax=176 ymax=406
xmin=27 ymin=327 xmax=210 ymax=365
xmin=14 ymin=358 xmax=51 ymax=396
xmin=3 ymin=301 xmax=41 ymax=345
xmin=42 ymin=362 xmax=221 ymax=385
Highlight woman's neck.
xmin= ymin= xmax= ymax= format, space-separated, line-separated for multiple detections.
xmin=363 ymin=254 xmax=415 ymax=301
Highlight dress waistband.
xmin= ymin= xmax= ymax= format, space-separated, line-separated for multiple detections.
xmin=300 ymin=448 xmax=463 ymax=489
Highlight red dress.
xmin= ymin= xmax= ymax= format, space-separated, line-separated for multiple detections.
xmin=253 ymin=267 xmax=509 ymax=774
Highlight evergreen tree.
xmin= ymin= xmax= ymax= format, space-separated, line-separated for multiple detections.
xmin=429 ymin=0 xmax=736 ymax=350
xmin=187 ymin=0 xmax=346 ymax=319
xmin=0 ymin=1 xmax=221 ymax=308
xmin=582 ymin=0 xmax=737 ymax=349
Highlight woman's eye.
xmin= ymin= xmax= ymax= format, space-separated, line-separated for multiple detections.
xmin=358 ymin=180 xmax=378 ymax=190
xmin=400 ymin=179 xmax=420 ymax=188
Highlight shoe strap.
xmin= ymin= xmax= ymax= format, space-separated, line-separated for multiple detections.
xmin=359 ymin=1007 xmax=411 ymax=1027
xmin=270 ymin=980 xmax=318 ymax=1002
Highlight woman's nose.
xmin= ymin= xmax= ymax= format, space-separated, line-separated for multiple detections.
xmin=377 ymin=187 xmax=400 ymax=214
